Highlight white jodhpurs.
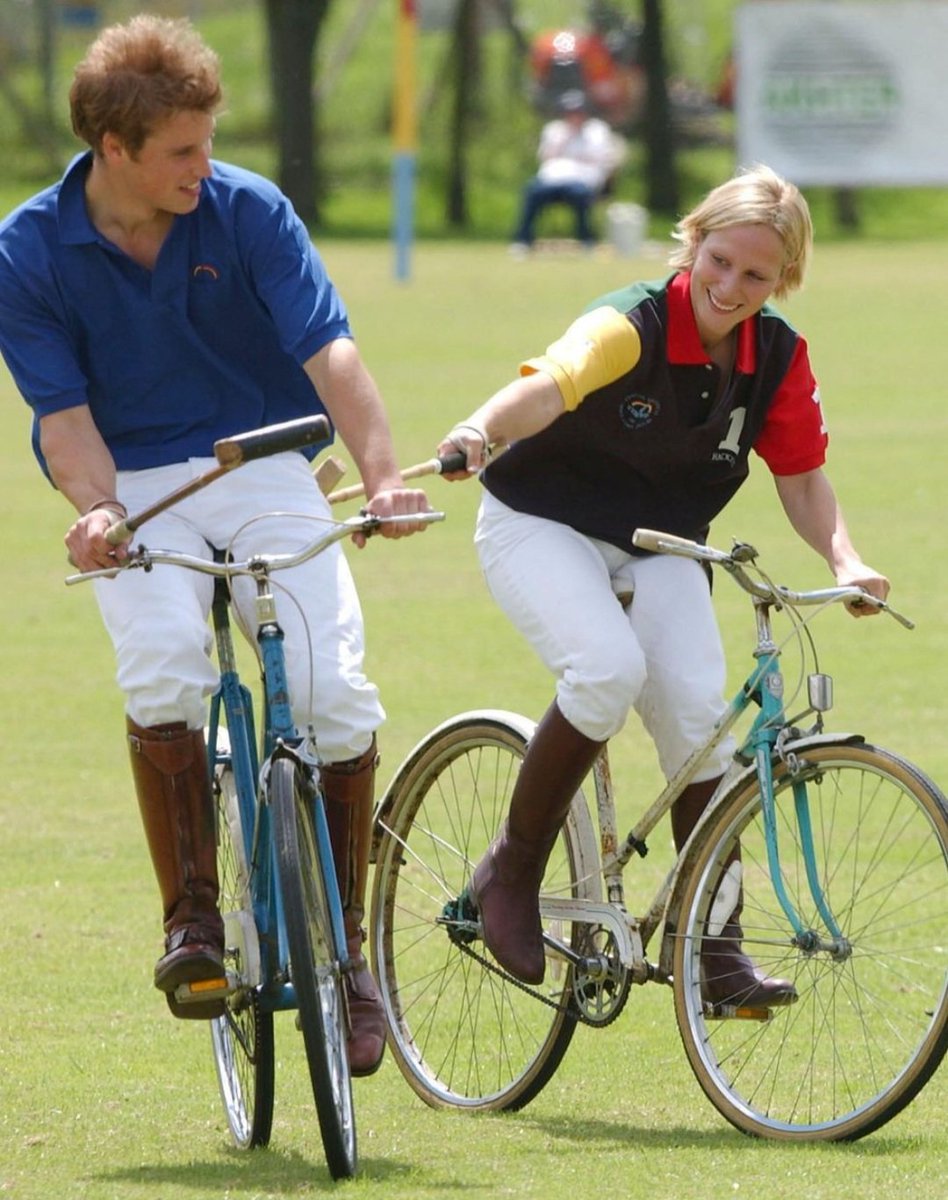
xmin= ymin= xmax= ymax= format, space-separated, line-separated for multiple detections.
xmin=93 ymin=452 xmax=383 ymax=762
xmin=475 ymin=491 xmax=734 ymax=782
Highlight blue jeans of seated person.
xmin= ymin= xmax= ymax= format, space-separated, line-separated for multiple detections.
xmin=512 ymin=178 xmax=597 ymax=247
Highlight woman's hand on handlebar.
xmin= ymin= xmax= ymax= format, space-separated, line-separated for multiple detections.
xmin=355 ymin=486 xmax=432 ymax=548
xmin=837 ymin=564 xmax=891 ymax=618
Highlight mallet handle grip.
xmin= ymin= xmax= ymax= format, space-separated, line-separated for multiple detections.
xmin=106 ymin=415 xmax=332 ymax=544
xmin=327 ymin=451 xmax=467 ymax=505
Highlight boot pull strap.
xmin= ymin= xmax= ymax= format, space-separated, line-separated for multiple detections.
xmin=128 ymin=725 xmax=201 ymax=776
xmin=321 ymin=737 xmax=379 ymax=781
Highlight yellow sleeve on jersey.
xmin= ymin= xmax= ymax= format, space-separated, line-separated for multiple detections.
xmin=519 ymin=306 xmax=642 ymax=412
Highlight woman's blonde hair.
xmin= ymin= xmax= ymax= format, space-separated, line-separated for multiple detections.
xmin=669 ymin=164 xmax=813 ymax=299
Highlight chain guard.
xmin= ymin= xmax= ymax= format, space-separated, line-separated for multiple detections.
xmin=438 ymin=896 xmax=631 ymax=1028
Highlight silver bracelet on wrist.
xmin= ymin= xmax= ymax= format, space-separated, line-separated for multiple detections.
xmin=449 ymin=422 xmax=491 ymax=458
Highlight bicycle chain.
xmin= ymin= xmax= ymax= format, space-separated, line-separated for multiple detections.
xmin=452 ymin=935 xmax=630 ymax=1028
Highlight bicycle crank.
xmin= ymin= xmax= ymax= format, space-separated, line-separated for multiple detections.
xmin=568 ymin=926 xmax=632 ymax=1026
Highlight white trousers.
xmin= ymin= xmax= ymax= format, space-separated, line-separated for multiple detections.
xmin=475 ymin=492 xmax=734 ymax=781
xmin=94 ymin=453 xmax=383 ymax=762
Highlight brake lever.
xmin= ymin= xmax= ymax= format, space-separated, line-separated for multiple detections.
xmin=850 ymin=593 xmax=914 ymax=630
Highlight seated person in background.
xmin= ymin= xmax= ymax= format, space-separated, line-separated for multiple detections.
xmin=511 ymin=89 xmax=626 ymax=254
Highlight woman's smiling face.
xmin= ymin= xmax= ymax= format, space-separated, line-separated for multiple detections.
xmin=689 ymin=223 xmax=786 ymax=349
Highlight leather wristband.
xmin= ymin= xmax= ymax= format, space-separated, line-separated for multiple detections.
xmin=83 ymin=497 xmax=129 ymax=519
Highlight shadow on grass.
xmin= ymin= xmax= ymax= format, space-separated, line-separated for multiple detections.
xmin=518 ymin=1115 xmax=736 ymax=1149
xmin=89 ymin=1147 xmax=477 ymax=1193
xmin=514 ymin=1112 xmax=928 ymax=1156
xmin=76 ymin=1118 xmax=934 ymax=1196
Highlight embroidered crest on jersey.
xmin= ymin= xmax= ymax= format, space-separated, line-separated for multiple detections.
xmin=619 ymin=394 xmax=658 ymax=430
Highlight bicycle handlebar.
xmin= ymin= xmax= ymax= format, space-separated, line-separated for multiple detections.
xmin=67 ymin=510 xmax=445 ymax=587
xmin=632 ymin=527 xmax=914 ymax=629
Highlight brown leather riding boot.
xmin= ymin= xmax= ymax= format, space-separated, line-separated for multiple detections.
xmin=127 ymin=717 xmax=226 ymax=1020
xmin=673 ymin=777 xmax=797 ymax=1009
xmin=471 ymin=702 xmax=604 ymax=985
xmin=323 ymin=736 xmax=386 ymax=1077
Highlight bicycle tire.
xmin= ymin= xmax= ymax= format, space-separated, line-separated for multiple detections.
xmin=672 ymin=740 xmax=948 ymax=1141
xmin=271 ymin=756 xmax=356 ymax=1179
xmin=369 ymin=710 xmax=600 ymax=1112
xmin=210 ymin=763 xmax=275 ymax=1149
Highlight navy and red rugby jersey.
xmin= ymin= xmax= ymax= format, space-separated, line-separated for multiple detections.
xmin=482 ymin=271 xmax=827 ymax=552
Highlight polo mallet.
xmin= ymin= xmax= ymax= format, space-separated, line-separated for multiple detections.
xmin=106 ymin=414 xmax=332 ymax=545
xmin=326 ymin=450 xmax=468 ymax=505
xmin=314 ymin=454 xmax=348 ymax=495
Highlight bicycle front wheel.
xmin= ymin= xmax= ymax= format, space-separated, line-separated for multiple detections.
xmin=370 ymin=711 xmax=599 ymax=1112
xmin=211 ymin=763 xmax=275 ymax=1149
xmin=674 ymin=741 xmax=948 ymax=1141
xmin=271 ymin=756 xmax=356 ymax=1179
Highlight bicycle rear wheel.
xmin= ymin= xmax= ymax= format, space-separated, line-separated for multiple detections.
xmin=271 ymin=756 xmax=356 ymax=1179
xmin=369 ymin=711 xmax=599 ymax=1111
xmin=210 ymin=763 xmax=274 ymax=1149
xmin=673 ymin=740 xmax=948 ymax=1141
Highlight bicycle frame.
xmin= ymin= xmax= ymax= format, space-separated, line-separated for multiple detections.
xmin=540 ymin=584 xmax=851 ymax=973
xmin=67 ymin=501 xmax=441 ymax=1013
xmin=205 ymin=559 xmax=348 ymax=1014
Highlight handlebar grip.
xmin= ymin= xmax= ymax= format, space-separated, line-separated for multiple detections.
xmin=214 ymin=415 xmax=332 ymax=469
xmin=632 ymin=528 xmax=704 ymax=556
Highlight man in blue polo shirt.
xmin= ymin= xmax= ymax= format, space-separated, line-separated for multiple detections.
xmin=0 ymin=14 xmax=428 ymax=1074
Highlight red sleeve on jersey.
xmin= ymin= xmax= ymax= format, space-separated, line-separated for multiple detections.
xmin=752 ymin=336 xmax=829 ymax=476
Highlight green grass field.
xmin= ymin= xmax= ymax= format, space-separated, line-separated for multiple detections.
xmin=2 ymin=238 xmax=947 ymax=1197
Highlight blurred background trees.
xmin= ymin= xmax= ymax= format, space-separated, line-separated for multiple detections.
xmin=2 ymin=0 xmax=718 ymax=226
xmin=4 ymin=1 xmax=936 ymax=240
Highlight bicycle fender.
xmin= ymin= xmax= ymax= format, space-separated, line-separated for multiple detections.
xmin=372 ymin=710 xmax=537 ymax=861
xmin=371 ymin=709 xmax=602 ymax=901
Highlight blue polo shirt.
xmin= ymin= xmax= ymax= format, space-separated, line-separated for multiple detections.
xmin=0 ymin=153 xmax=349 ymax=474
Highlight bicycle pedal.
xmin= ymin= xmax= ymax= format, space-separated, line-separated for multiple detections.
xmin=705 ymin=1001 xmax=774 ymax=1022
xmin=172 ymin=974 xmax=234 ymax=1005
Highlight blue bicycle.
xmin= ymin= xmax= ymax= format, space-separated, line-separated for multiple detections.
xmin=68 ymin=416 xmax=442 ymax=1178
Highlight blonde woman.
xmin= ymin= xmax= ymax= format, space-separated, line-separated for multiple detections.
xmin=438 ymin=165 xmax=889 ymax=1000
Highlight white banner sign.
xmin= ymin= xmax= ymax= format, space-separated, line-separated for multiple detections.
xmin=736 ymin=2 xmax=948 ymax=185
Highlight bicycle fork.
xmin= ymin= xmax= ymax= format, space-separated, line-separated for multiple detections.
xmin=746 ymin=624 xmax=852 ymax=960
xmin=754 ymin=743 xmax=851 ymax=959
xmin=253 ymin=570 xmax=350 ymax=972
